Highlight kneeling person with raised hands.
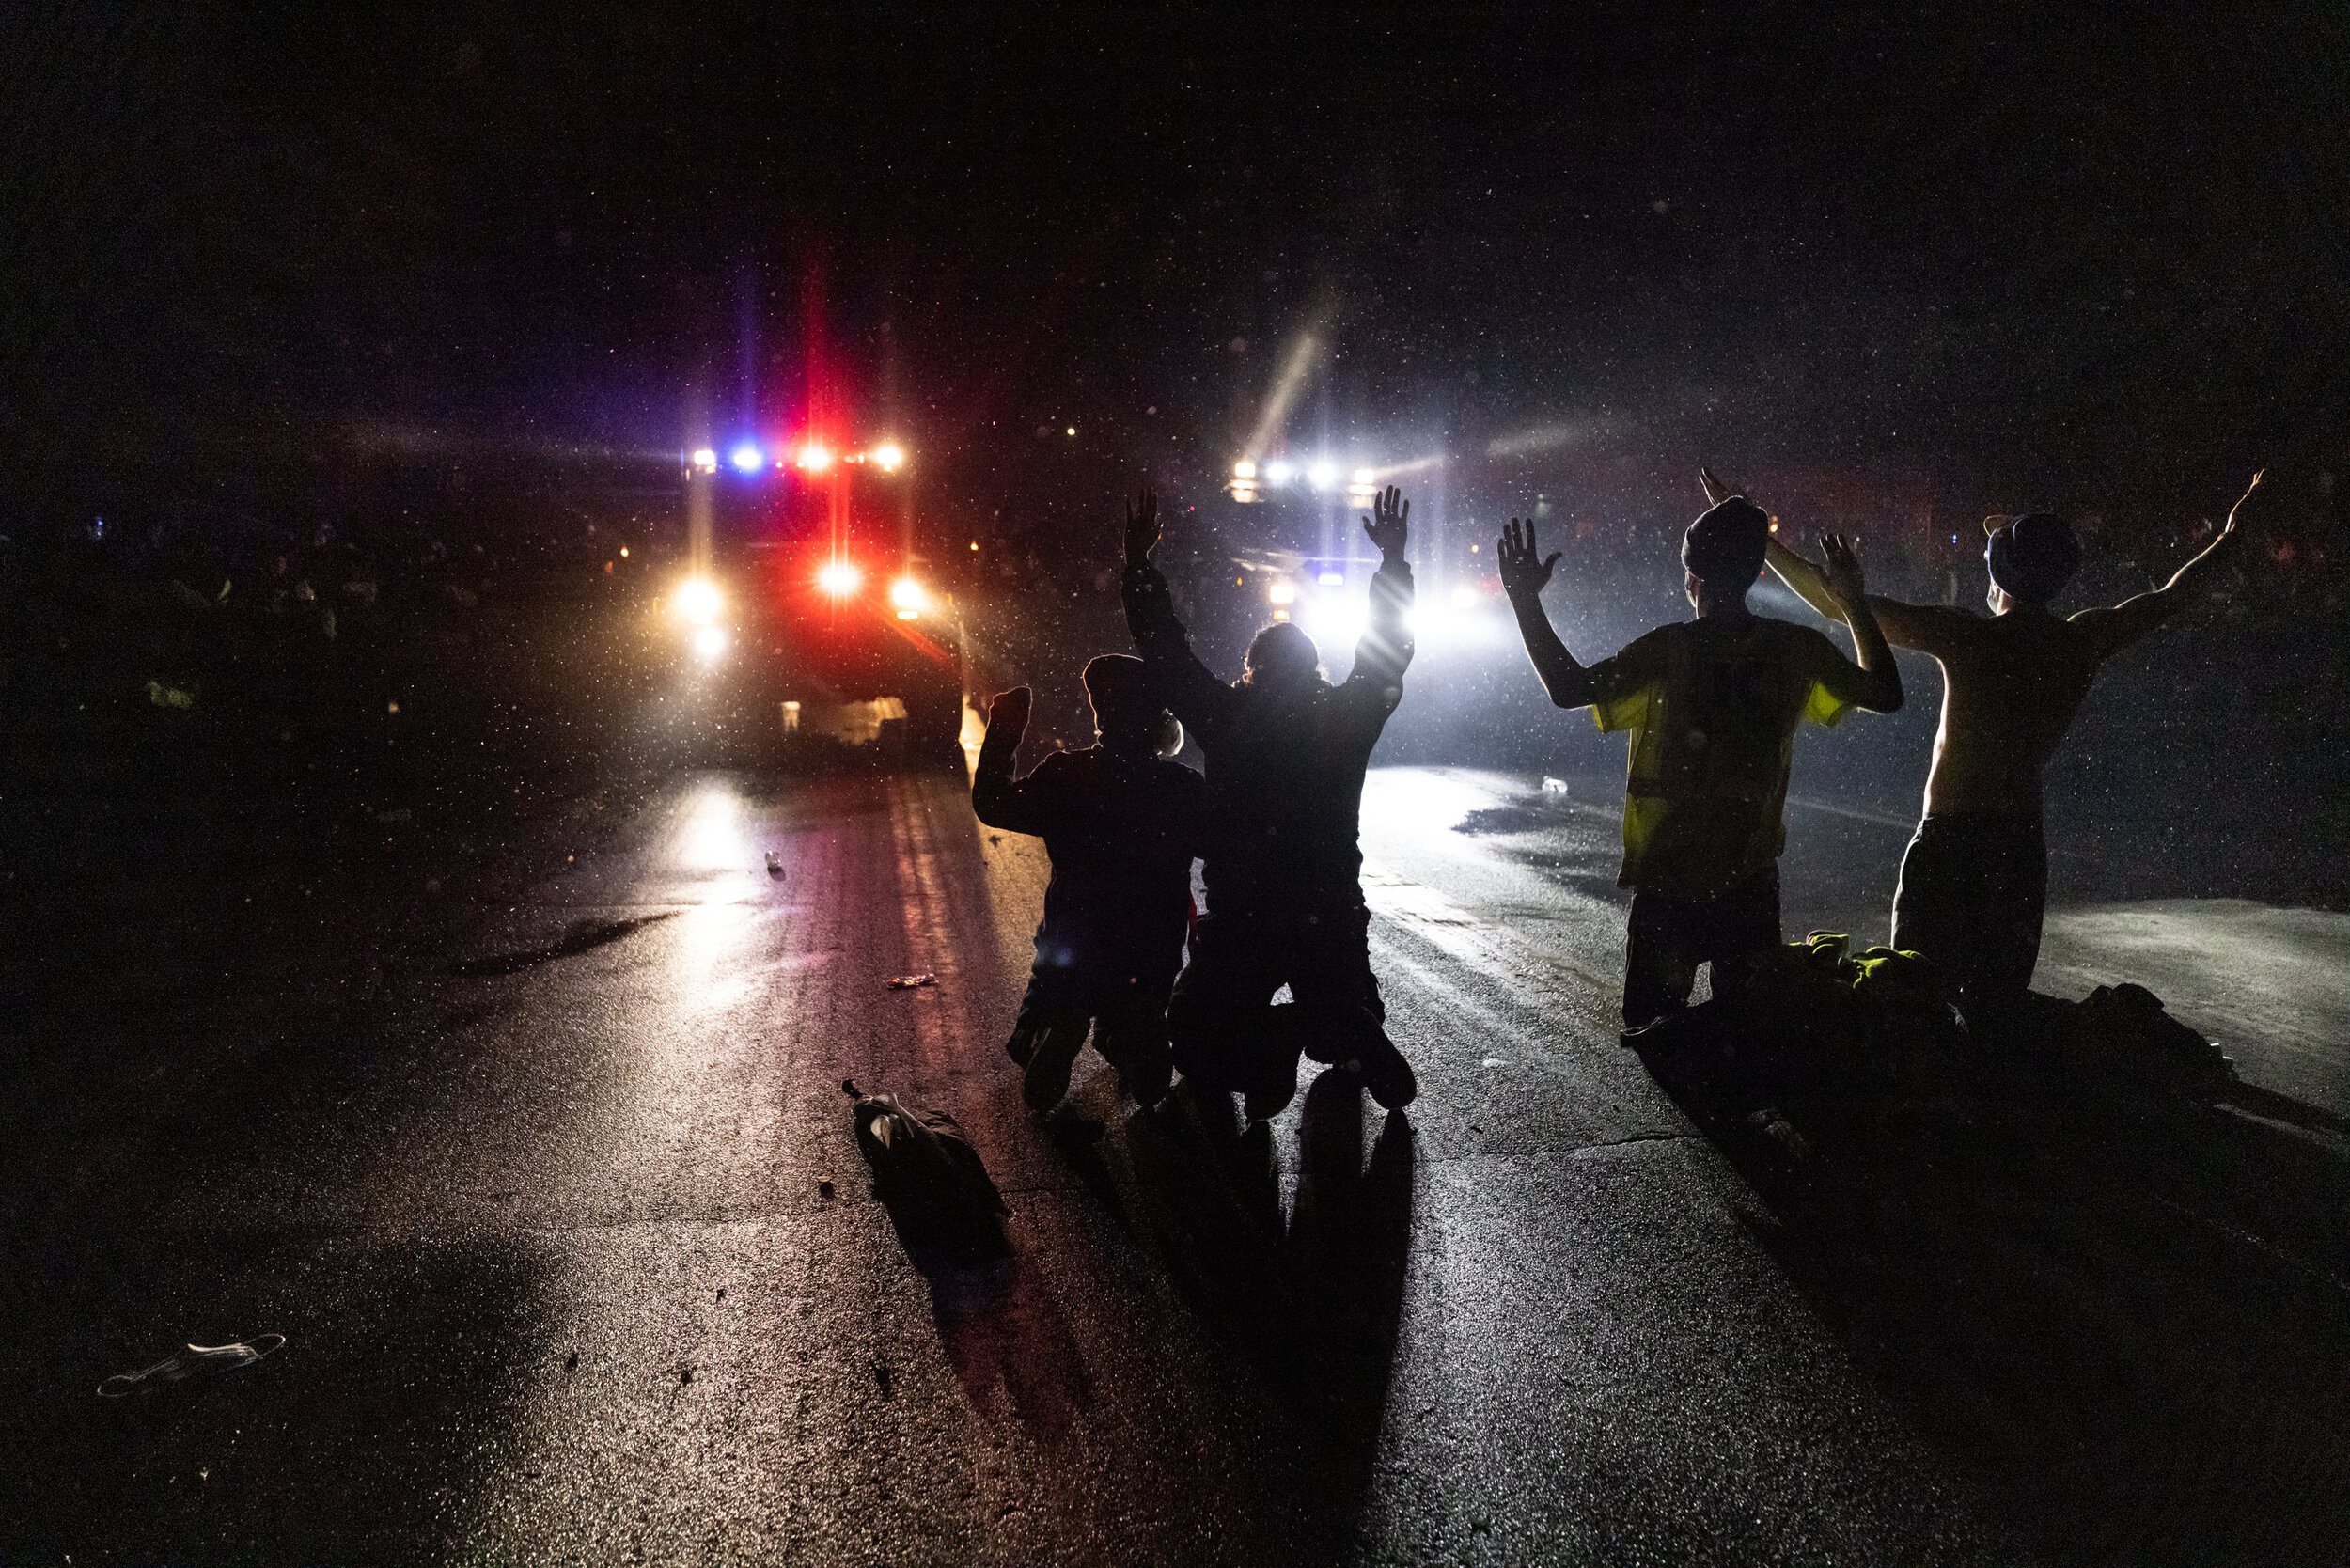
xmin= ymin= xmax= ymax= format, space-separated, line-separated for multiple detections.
xmin=972 ymin=656 xmax=1204 ymax=1113
xmin=1499 ymin=489 xmax=1904 ymax=1041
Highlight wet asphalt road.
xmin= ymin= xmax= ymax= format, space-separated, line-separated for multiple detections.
xmin=6 ymin=765 xmax=2344 ymax=1564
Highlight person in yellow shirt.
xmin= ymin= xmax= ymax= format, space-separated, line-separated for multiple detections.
xmin=1746 ymin=466 xmax=2261 ymax=1021
xmin=1499 ymin=492 xmax=1904 ymax=1041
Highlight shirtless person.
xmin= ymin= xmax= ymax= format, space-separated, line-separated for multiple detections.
xmin=1733 ymin=465 xmax=2262 ymax=1019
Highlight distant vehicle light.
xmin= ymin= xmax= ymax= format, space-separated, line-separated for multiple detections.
xmin=619 ymin=547 xmax=629 ymax=557
xmin=1268 ymin=579 xmax=1296 ymax=604
xmin=1066 ymin=427 xmax=1076 ymax=436
xmin=818 ymin=560 xmax=861 ymax=597
xmin=1317 ymin=571 xmax=1345 ymax=587
xmin=676 ymin=578 xmax=722 ymax=622
xmin=729 ymin=442 xmax=764 ymax=474
xmin=690 ymin=447 xmax=718 ymax=474
xmin=888 ymin=577 xmax=927 ymax=614
xmin=1233 ymin=460 xmax=1258 ymax=479
xmin=692 ymin=625 xmax=728 ymax=661
xmin=896 ymin=608 xmax=919 ymax=620
xmin=797 ymin=443 xmax=833 ymax=472
xmin=1308 ymin=463 xmax=1338 ymax=490
xmin=874 ymin=442 xmax=905 ymax=471
xmin=1265 ymin=461 xmax=1293 ymax=485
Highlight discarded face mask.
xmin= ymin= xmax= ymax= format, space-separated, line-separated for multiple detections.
xmin=885 ymin=973 xmax=937 ymax=989
xmin=99 ymin=1334 xmax=286 ymax=1398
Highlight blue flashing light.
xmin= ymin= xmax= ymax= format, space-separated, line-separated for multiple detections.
xmin=729 ymin=442 xmax=765 ymax=475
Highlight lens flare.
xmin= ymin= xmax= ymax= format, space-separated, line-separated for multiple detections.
xmin=818 ymin=560 xmax=861 ymax=597
xmin=729 ymin=443 xmax=764 ymax=474
xmin=797 ymin=443 xmax=833 ymax=472
xmin=676 ymin=578 xmax=722 ymax=622
xmin=692 ymin=624 xmax=728 ymax=660
xmin=888 ymin=577 xmax=926 ymax=614
xmin=873 ymin=442 xmax=905 ymax=471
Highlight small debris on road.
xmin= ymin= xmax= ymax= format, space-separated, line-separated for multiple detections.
xmin=563 ymin=1352 xmax=578 ymax=1372
xmin=817 ymin=1180 xmax=836 ymax=1200
xmin=765 ymin=851 xmax=783 ymax=876
xmin=885 ymin=973 xmax=937 ymax=989
xmin=100 ymin=1334 xmax=285 ymax=1398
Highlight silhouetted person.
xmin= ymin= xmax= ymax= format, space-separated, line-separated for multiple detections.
xmin=1120 ymin=484 xmax=1420 ymax=1120
xmin=1499 ymin=493 xmax=1904 ymax=1041
xmin=1750 ymin=466 xmax=2263 ymax=1020
xmin=972 ymin=655 xmax=1203 ymax=1112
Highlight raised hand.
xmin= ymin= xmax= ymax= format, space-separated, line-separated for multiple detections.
xmin=1497 ymin=517 xmax=1561 ymax=601
xmin=1699 ymin=466 xmax=1734 ymax=507
xmin=1818 ymin=532 xmax=1869 ymax=607
xmin=1362 ymin=484 xmax=1410 ymax=559
xmin=986 ymin=685 xmax=1033 ymax=733
xmin=1123 ymin=487 xmax=1161 ymax=568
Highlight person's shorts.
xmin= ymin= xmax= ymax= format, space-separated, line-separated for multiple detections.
xmin=1622 ymin=865 xmax=1781 ymax=1027
xmin=1890 ymin=812 xmax=2046 ymax=1004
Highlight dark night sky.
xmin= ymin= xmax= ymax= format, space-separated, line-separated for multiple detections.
xmin=5 ymin=4 xmax=2347 ymax=530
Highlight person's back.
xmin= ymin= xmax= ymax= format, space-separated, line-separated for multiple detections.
xmin=1183 ymin=651 xmax=1401 ymax=914
xmin=1011 ymin=743 xmax=1200 ymax=972
xmin=1915 ymin=607 xmax=2102 ymax=815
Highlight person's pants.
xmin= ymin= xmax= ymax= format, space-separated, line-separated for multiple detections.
xmin=1622 ymin=865 xmax=1782 ymax=1027
xmin=1889 ymin=812 xmax=2046 ymax=1010
xmin=1007 ymin=962 xmax=1175 ymax=1083
xmin=1167 ymin=905 xmax=1392 ymax=1093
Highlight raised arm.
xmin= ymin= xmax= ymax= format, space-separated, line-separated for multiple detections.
xmin=2072 ymin=470 xmax=2260 ymax=659
xmin=1815 ymin=533 xmax=1904 ymax=713
xmin=1700 ymin=465 xmax=1954 ymax=655
xmin=970 ymin=686 xmax=1057 ymax=835
xmin=1346 ymin=484 xmax=1416 ymax=694
xmin=1119 ymin=486 xmax=1236 ymax=739
xmin=1497 ymin=516 xmax=1601 ymax=709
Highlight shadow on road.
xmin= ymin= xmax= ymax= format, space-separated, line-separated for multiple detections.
xmin=1635 ymin=1027 xmax=2350 ymax=1567
xmin=446 ymin=910 xmax=680 ymax=976
xmin=1085 ymin=1069 xmax=1416 ymax=1513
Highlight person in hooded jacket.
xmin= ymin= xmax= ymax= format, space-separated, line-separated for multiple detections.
xmin=972 ymin=654 xmax=1203 ymax=1113
xmin=1749 ymin=465 xmax=2263 ymax=1021
xmin=1120 ymin=483 xmax=1420 ymax=1121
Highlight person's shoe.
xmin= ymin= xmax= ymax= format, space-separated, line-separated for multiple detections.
xmin=1004 ymin=1024 xmax=1038 ymax=1067
xmin=1618 ymin=1009 xmax=1703 ymax=1051
xmin=1353 ymin=1039 xmax=1418 ymax=1110
xmin=1021 ymin=1020 xmax=1088 ymax=1113
xmin=1118 ymin=1045 xmax=1174 ymax=1111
